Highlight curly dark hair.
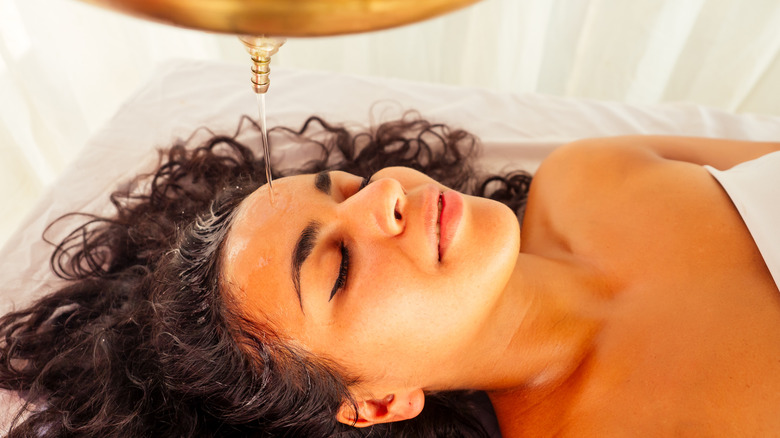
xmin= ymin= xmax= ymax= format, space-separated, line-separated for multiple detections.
xmin=0 ymin=113 xmax=532 ymax=437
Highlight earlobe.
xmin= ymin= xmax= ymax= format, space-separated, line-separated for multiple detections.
xmin=336 ymin=388 xmax=425 ymax=428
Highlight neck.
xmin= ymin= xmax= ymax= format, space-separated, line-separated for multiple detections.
xmin=475 ymin=252 xmax=611 ymax=396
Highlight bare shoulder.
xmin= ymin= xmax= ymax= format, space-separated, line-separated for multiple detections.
xmin=544 ymin=135 xmax=780 ymax=170
xmin=521 ymin=139 xmax=652 ymax=256
xmin=530 ymin=137 xmax=730 ymax=201
xmin=539 ymin=138 xmax=664 ymax=178
xmin=530 ymin=138 xmax=671 ymax=206
xmin=522 ymin=137 xmax=719 ymax=257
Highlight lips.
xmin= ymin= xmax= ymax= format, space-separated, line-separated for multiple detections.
xmin=437 ymin=190 xmax=463 ymax=260
xmin=436 ymin=193 xmax=442 ymax=243
xmin=423 ymin=185 xmax=463 ymax=262
xmin=436 ymin=194 xmax=443 ymax=258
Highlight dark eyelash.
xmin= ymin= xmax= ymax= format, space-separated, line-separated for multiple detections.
xmin=329 ymin=242 xmax=349 ymax=301
xmin=358 ymin=174 xmax=373 ymax=191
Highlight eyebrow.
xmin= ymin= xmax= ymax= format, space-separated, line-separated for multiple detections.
xmin=292 ymin=221 xmax=320 ymax=313
xmin=314 ymin=171 xmax=331 ymax=195
xmin=290 ymin=174 xmax=332 ymax=313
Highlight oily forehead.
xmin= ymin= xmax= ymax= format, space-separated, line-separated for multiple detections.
xmin=221 ymin=177 xmax=313 ymax=323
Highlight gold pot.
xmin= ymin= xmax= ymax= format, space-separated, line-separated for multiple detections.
xmin=77 ymin=0 xmax=481 ymax=36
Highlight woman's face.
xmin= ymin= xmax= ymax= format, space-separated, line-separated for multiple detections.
xmin=222 ymin=167 xmax=520 ymax=393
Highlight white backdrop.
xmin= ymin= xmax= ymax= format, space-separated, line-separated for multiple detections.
xmin=2 ymin=0 xmax=780 ymax=248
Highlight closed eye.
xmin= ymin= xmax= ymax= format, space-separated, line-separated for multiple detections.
xmin=329 ymin=242 xmax=349 ymax=301
xmin=328 ymin=172 xmax=375 ymax=301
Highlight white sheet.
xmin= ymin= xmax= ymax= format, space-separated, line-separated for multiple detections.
xmin=705 ymin=152 xmax=780 ymax=289
xmin=3 ymin=58 xmax=780 ymax=426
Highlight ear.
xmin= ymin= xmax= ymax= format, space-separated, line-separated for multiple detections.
xmin=336 ymin=388 xmax=425 ymax=428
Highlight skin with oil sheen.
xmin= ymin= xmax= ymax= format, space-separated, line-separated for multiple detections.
xmin=222 ymin=137 xmax=780 ymax=437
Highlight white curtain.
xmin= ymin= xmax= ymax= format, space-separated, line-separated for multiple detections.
xmin=2 ymin=0 xmax=780 ymax=248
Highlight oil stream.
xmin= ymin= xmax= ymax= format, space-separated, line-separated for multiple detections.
xmin=256 ymin=93 xmax=275 ymax=203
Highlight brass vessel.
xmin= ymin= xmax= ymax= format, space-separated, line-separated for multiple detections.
xmin=77 ymin=0 xmax=481 ymax=37
xmin=77 ymin=0 xmax=481 ymax=93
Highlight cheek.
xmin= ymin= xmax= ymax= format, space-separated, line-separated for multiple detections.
xmin=330 ymin=294 xmax=453 ymax=380
xmin=333 ymin=272 xmax=487 ymax=361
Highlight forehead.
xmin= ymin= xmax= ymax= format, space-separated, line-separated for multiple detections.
xmin=221 ymin=176 xmax=313 ymax=323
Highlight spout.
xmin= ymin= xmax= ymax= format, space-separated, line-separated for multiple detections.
xmin=239 ymin=35 xmax=286 ymax=94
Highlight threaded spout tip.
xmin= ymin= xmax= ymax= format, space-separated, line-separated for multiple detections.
xmin=239 ymin=35 xmax=286 ymax=95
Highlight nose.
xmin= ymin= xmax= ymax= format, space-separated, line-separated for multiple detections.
xmin=338 ymin=177 xmax=406 ymax=237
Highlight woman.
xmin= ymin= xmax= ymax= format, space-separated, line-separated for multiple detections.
xmin=2 ymin=113 xmax=779 ymax=437
xmin=0 ymin=115 xmax=518 ymax=437
xmin=226 ymin=126 xmax=780 ymax=435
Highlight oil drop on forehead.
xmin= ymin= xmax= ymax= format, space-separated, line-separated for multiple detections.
xmin=257 ymin=93 xmax=275 ymax=204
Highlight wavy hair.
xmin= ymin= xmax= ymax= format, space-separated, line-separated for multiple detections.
xmin=0 ymin=113 xmax=532 ymax=437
